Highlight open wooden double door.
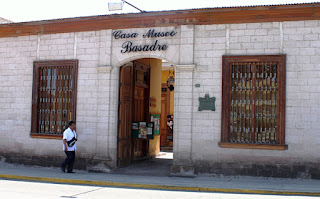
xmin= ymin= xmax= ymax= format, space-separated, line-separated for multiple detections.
xmin=117 ymin=62 xmax=150 ymax=167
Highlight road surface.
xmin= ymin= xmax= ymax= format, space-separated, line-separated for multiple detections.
xmin=0 ymin=179 xmax=314 ymax=199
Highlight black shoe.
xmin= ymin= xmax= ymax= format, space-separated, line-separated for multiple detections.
xmin=60 ymin=166 xmax=65 ymax=173
xmin=67 ymin=171 xmax=75 ymax=173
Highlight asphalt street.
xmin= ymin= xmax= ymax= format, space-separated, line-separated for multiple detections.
xmin=1 ymin=179 xmax=317 ymax=199
xmin=1 ymin=152 xmax=320 ymax=197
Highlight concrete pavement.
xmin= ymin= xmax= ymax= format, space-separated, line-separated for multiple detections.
xmin=0 ymin=156 xmax=320 ymax=196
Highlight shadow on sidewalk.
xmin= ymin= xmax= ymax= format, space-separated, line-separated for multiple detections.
xmin=113 ymin=152 xmax=173 ymax=177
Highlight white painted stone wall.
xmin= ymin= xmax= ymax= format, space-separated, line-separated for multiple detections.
xmin=188 ymin=20 xmax=320 ymax=168
xmin=0 ymin=20 xmax=320 ymax=173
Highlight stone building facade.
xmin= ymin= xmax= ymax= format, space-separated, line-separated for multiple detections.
xmin=0 ymin=3 xmax=320 ymax=178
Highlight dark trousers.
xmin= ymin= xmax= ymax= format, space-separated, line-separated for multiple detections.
xmin=61 ymin=151 xmax=75 ymax=172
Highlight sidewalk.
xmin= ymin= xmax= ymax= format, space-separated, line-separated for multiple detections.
xmin=0 ymin=161 xmax=320 ymax=196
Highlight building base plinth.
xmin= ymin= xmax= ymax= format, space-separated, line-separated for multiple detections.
xmin=170 ymin=164 xmax=196 ymax=178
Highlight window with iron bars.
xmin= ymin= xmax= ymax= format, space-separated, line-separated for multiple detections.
xmin=220 ymin=55 xmax=286 ymax=150
xmin=31 ymin=60 xmax=78 ymax=139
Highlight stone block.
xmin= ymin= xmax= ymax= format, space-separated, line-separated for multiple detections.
xmin=180 ymin=31 xmax=193 ymax=38
xmin=242 ymin=42 xmax=254 ymax=49
xmin=170 ymin=165 xmax=195 ymax=177
xmin=195 ymin=43 xmax=212 ymax=51
xmin=307 ymin=78 xmax=320 ymax=86
xmin=244 ymin=29 xmax=255 ymax=36
xmin=177 ymin=106 xmax=192 ymax=113
xmin=195 ymin=30 xmax=209 ymax=38
xmin=228 ymin=49 xmax=246 ymax=54
xmin=300 ymin=48 xmax=316 ymax=56
xmin=181 ymin=25 xmax=194 ymax=32
xmin=178 ymin=98 xmax=192 ymax=106
xmin=238 ymin=36 xmax=251 ymax=42
xmin=212 ymin=43 xmax=225 ymax=50
xmin=283 ymin=27 xmax=297 ymax=35
xmin=180 ymin=44 xmax=193 ymax=64
xmin=297 ymin=27 xmax=312 ymax=35
xmin=267 ymin=41 xmax=280 ymax=49
xmin=262 ymin=22 xmax=275 ymax=29
xmin=246 ymin=23 xmax=262 ymax=29
xmin=176 ymin=139 xmax=191 ymax=148
xmin=255 ymin=29 xmax=268 ymax=35
xmin=246 ymin=49 xmax=264 ymax=54
xmin=209 ymin=30 xmax=226 ymax=37
xmin=265 ymin=49 xmax=280 ymax=54
xmin=304 ymin=20 xmax=319 ymax=27
xmin=195 ymin=119 xmax=214 ymax=127
xmin=196 ymin=58 xmax=213 ymax=66
xmin=229 ymin=43 xmax=241 ymax=49
xmin=229 ymin=36 xmax=239 ymax=43
xmin=288 ymin=34 xmax=304 ymax=41
xmin=230 ymin=24 xmax=246 ymax=30
xmin=230 ymin=30 xmax=245 ymax=37
xmin=304 ymin=34 xmax=319 ymax=41
xmin=283 ymin=21 xmax=305 ymax=28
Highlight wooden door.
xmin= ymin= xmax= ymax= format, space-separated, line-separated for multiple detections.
xmin=160 ymin=84 xmax=170 ymax=147
xmin=117 ymin=63 xmax=133 ymax=167
xmin=132 ymin=61 xmax=150 ymax=159
xmin=133 ymin=86 xmax=148 ymax=158
xmin=133 ymin=87 xmax=145 ymax=121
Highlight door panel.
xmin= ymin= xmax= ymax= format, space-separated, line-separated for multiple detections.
xmin=117 ymin=63 xmax=133 ymax=167
xmin=133 ymin=84 xmax=148 ymax=158
xmin=160 ymin=84 xmax=170 ymax=147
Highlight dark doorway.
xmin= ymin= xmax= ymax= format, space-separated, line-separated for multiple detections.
xmin=117 ymin=61 xmax=150 ymax=167
xmin=117 ymin=59 xmax=174 ymax=176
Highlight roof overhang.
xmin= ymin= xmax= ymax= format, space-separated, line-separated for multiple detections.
xmin=0 ymin=3 xmax=320 ymax=38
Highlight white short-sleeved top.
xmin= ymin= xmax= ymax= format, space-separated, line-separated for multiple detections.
xmin=63 ymin=127 xmax=77 ymax=151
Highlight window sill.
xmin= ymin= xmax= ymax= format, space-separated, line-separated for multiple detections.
xmin=30 ymin=134 xmax=62 ymax=140
xmin=218 ymin=142 xmax=287 ymax=150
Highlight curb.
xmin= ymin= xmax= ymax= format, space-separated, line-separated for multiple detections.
xmin=1 ymin=174 xmax=320 ymax=196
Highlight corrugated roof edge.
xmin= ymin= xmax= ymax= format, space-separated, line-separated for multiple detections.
xmin=1 ymin=2 xmax=318 ymax=25
xmin=144 ymin=2 xmax=320 ymax=12
xmin=0 ymin=17 xmax=13 ymax=23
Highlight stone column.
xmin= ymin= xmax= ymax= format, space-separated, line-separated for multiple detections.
xmin=171 ymin=64 xmax=196 ymax=177
xmin=90 ymin=65 xmax=113 ymax=172
xmin=170 ymin=25 xmax=196 ymax=177
xmin=107 ymin=66 xmax=120 ymax=169
xmin=89 ymin=30 xmax=115 ymax=172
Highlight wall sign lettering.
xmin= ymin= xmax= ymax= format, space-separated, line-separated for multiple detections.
xmin=142 ymin=29 xmax=177 ymax=38
xmin=112 ymin=29 xmax=177 ymax=54
xmin=113 ymin=30 xmax=138 ymax=39
xmin=121 ymin=40 xmax=167 ymax=53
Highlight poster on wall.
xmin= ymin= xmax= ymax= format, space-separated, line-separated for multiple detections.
xmin=167 ymin=115 xmax=173 ymax=141
xmin=139 ymin=122 xmax=147 ymax=139
xmin=151 ymin=114 xmax=160 ymax=135
xmin=132 ymin=122 xmax=154 ymax=139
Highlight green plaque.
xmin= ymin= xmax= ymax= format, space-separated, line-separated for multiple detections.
xmin=198 ymin=94 xmax=216 ymax=111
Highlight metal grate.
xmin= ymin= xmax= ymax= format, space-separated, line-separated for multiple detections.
xmin=229 ymin=62 xmax=278 ymax=144
xmin=37 ymin=66 xmax=73 ymax=135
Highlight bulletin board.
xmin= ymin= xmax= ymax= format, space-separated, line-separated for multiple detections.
xmin=151 ymin=114 xmax=160 ymax=135
xmin=132 ymin=122 xmax=154 ymax=139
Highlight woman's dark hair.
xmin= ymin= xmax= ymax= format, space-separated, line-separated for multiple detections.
xmin=68 ymin=121 xmax=76 ymax=126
